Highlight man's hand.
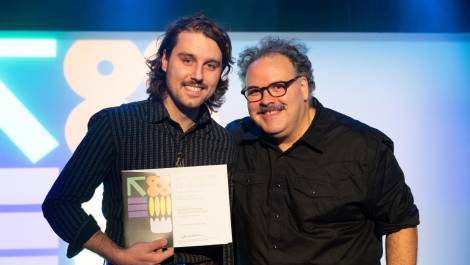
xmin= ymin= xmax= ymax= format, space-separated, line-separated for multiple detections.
xmin=116 ymin=239 xmax=174 ymax=265
xmin=85 ymin=231 xmax=174 ymax=265
xmin=386 ymin=227 xmax=418 ymax=265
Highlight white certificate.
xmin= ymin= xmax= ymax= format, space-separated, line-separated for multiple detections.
xmin=122 ymin=164 xmax=232 ymax=248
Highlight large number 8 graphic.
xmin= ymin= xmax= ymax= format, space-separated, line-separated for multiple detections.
xmin=63 ymin=39 xmax=158 ymax=152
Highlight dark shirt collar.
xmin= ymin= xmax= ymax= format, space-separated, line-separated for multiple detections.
xmin=144 ymin=99 xmax=213 ymax=132
xmin=144 ymin=98 xmax=167 ymax=123
xmin=298 ymin=97 xmax=327 ymax=153
xmin=240 ymin=97 xmax=329 ymax=153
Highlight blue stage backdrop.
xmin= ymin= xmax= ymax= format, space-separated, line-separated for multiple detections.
xmin=0 ymin=32 xmax=469 ymax=265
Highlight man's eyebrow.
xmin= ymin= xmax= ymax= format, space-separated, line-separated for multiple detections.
xmin=177 ymin=52 xmax=221 ymax=65
xmin=247 ymin=80 xmax=287 ymax=90
xmin=246 ymin=85 xmax=261 ymax=90
xmin=177 ymin=52 xmax=195 ymax=59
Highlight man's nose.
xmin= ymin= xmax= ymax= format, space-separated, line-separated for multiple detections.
xmin=191 ymin=64 xmax=204 ymax=81
xmin=259 ymin=88 xmax=275 ymax=104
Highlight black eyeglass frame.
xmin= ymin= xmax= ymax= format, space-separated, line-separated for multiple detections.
xmin=240 ymin=75 xmax=304 ymax=102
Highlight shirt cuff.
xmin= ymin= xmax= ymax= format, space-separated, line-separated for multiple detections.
xmin=66 ymin=215 xmax=101 ymax=258
xmin=382 ymin=214 xmax=420 ymax=235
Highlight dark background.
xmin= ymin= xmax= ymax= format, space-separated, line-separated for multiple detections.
xmin=1 ymin=0 xmax=469 ymax=32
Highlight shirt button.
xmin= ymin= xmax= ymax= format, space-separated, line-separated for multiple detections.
xmin=274 ymin=213 xmax=280 ymax=219
xmin=273 ymin=244 xmax=278 ymax=249
xmin=274 ymin=184 xmax=281 ymax=188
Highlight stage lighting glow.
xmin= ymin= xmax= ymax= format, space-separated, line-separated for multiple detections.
xmin=0 ymin=81 xmax=59 ymax=163
xmin=0 ymin=39 xmax=56 ymax=57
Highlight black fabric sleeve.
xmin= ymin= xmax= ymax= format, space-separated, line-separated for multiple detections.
xmin=42 ymin=109 xmax=116 ymax=257
xmin=370 ymin=137 xmax=420 ymax=235
xmin=66 ymin=215 xmax=100 ymax=258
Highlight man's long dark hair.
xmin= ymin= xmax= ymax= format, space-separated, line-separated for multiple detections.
xmin=146 ymin=15 xmax=233 ymax=111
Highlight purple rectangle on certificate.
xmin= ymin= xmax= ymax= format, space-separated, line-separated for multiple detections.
xmin=128 ymin=197 xmax=147 ymax=204
xmin=128 ymin=204 xmax=147 ymax=211
xmin=128 ymin=210 xmax=148 ymax=218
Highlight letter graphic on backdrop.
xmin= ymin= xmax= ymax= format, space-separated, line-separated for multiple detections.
xmin=0 ymin=82 xmax=59 ymax=163
xmin=0 ymin=39 xmax=58 ymax=163
xmin=63 ymin=40 xmax=147 ymax=151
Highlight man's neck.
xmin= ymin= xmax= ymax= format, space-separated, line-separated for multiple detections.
xmin=162 ymin=97 xmax=201 ymax=132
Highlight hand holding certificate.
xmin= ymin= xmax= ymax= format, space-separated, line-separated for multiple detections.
xmin=122 ymin=165 xmax=232 ymax=248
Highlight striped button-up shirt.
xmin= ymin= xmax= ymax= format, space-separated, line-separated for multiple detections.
xmin=42 ymin=99 xmax=235 ymax=264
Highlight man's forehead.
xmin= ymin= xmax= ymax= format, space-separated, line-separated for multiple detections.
xmin=246 ymin=53 xmax=295 ymax=83
xmin=173 ymin=31 xmax=222 ymax=58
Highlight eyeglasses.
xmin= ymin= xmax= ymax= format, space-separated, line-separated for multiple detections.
xmin=241 ymin=75 xmax=303 ymax=102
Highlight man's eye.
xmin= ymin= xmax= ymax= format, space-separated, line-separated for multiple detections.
xmin=271 ymin=83 xmax=286 ymax=90
xmin=206 ymin=63 xmax=217 ymax=70
xmin=182 ymin=58 xmax=193 ymax=64
xmin=247 ymin=89 xmax=261 ymax=96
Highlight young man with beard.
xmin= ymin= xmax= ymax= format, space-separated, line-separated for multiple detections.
xmin=227 ymin=37 xmax=419 ymax=265
xmin=43 ymin=15 xmax=234 ymax=265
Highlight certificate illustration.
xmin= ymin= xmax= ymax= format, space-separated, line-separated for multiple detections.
xmin=122 ymin=164 xmax=232 ymax=248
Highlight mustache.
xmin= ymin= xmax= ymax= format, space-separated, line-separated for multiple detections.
xmin=257 ymin=104 xmax=286 ymax=114
xmin=182 ymin=80 xmax=208 ymax=90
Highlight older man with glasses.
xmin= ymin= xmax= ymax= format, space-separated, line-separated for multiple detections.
xmin=227 ymin=37 xmax=419 ymax=265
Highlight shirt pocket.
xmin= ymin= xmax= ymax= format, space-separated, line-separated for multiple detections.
xmin=287 ymin=176 xmax=340 ymax=225
xmin=232 ymin=171 xmax=267 ymax=215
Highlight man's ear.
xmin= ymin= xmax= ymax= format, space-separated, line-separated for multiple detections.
xmin=162 ymin=50 xmax=168 ymax=72
xmin=300 ymin=76 xmax=310 ymax=101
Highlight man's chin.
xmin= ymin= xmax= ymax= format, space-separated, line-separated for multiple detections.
xmin=261 ymin=126 xmax=285 ymax=138
xmin=181 ymin=103 xmax=204 ymax=112
xmin=171 ymin=98 xmax=206 ymax=115
xmin=255 ymin=120 xmax=283 ymax=132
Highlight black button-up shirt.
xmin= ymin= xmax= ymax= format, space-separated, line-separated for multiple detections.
xmin=227 ymin=98 xmax=419 ymax=265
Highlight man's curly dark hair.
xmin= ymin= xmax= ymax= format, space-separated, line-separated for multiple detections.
xmin=146 ymin=15 xmax=233 ymax=112
xmin=237 ymin=36 xmax=315 ymax=94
